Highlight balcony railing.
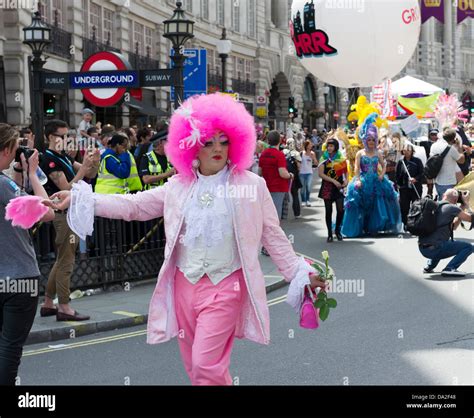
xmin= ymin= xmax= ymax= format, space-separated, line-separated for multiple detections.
xmin=128 ymin=51 xmax=160 ymax=70
xmin=208 ymin=70 xmax=223 ymax=90
xmin=231 ymin=78 xmax=256 ymax=96
xmin=82 ymin=37 xmax=120 ymax=60
xmin=44 ymin=24 xmax=72 ymax=59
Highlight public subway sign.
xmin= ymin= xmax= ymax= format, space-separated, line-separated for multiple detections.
xmin=40 ymin=50 xmax=176 ymax=107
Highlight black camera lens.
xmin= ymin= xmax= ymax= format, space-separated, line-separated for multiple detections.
xmin=14 ymin=146 xmax=40 ymax=163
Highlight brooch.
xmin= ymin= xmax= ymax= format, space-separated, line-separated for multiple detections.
xmin=198 ymin=192 xmax=214 ymax=208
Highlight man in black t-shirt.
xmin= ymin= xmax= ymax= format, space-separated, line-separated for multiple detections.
xmin=39 ymin=120 xmax=100 ymax=322
xmin=419 ymin=189 xmax=474 ymax=277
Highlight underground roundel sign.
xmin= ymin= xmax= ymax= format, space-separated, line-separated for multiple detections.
xmin=80 ymin=51 xmax=133 ymax=107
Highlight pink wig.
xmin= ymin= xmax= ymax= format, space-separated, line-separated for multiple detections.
xmin=5 ymin=196 xmax=48 ymax=229
xmin=166 ymin=93 xmax=256 ymax=182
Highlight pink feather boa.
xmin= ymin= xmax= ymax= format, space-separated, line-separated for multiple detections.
xmin=5 ymin=195 xmax=48 ymax=229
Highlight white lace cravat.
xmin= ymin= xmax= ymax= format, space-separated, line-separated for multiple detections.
xmin=67 ymin=181 xmax=95 ymax=240
xmin=182 ymin=166 xmax=233 ymax=248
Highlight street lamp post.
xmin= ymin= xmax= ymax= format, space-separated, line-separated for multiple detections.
xmin=163 ymin=2 xmax=194 ymax=110
xmin=216 ymin=28 xmax=232 ymax=93
xmin=23 ymin=11 xmax=51 ymax=151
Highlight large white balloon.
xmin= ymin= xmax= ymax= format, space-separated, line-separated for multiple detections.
xmin=290 ymin=0 xmax=421 ymax=88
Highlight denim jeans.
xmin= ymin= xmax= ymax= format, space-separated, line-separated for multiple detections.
xmin=0 ymin=278 xmax=39 ymax=385
xmin=299 ymin=173 xmax=313 ymax=203
xmin=420 ymin=240 xmax=474 ymax=271
xmin=435 ymin=183 xmax=454 ymax=200
xmin=270 ymin=192 xmax=285 ymax=220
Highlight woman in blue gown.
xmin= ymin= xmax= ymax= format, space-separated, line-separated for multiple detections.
xmin=341 ymin=115 xmax=402 ymax=238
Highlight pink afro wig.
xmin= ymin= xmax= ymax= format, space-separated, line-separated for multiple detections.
xmin=166 ymin=93 xmax=256 ymax=181
xmin=5 ymin=196 xmax=48 ymax=229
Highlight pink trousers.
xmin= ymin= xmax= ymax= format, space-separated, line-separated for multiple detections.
xmin=174 ymin=267 xmax=244 ymax=386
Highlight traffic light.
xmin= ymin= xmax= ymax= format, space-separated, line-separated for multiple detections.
xmin=293 ymin=107 xmax=298 ymax=119
xmin=45 ymin=95 xmax=56 ymax=116
xmin=288 ymin=96 xmax=295 ymax=119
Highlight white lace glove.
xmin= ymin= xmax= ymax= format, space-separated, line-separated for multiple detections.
xmin=286 ymin=257 xmax=317 ymax=313
xmin=67 ymin=180 xmax=96 ymax=240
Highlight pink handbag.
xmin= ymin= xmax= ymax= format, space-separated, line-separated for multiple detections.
xmin=299 ymin=285 xmax=319 ymax=329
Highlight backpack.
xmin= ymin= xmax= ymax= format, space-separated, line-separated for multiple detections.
xmin=423 ymin=145 xmax=451 ymax=180
xmin=406 ymin=198 xmax=448 ymax=237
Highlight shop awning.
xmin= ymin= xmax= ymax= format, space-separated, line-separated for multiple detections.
xmin=124 ymin=96 xmax=169 ymax=117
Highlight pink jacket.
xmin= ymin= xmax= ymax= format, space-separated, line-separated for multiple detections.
xmin=93 ymin=168 xmax=308 ymax=345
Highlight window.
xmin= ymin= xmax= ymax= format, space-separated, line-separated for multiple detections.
xmin=217 ymin=0 xmax=224 ymax=25
xmin=245 ymin=60 xmax=252 ymax=80
xmin=248 ymin=0 xmax=256 ymax=38
xmin=233 ymin=1 xmax=240 ymax=32
xmin=134 ymin=22 xmax=144 ymax=55
xmin=131 ymin=22 xmax=153 ymax=56
xmin=90 ymin=2 xmax=101 ymax=41
xmin=201 ymin=0 xmax=209 ymax=20
xmin=103 ymin=8 xmax=114 ymax=45
xmin=183 ymin=0 xmax=193 ymax=13
xmin=235 ymin=57 xmax=244 ymax=80
xmin=52 ymin=0 xmax=63 ymax=28
xmin=145 ymin=27 xmax=153 ymax=56
xmin=39 ymin=0 xmax=64 ymax=27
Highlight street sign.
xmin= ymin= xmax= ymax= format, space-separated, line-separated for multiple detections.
xmin=80 ymin=51 xmax=132 ymax=107
xmin=69 ymin=70 xmax=139 ymax=89
xmin=141 ymin=69 xmax=175 ymax=87
xmin=42 ymin=73 xmax=68 ymax=89
xmin=171 ymin=48 xmax=207 ymax=101
xmin=257 ymin=95 xmax=266 ymax=104
xmin=256 ymin=107 xmax=267 ymax=118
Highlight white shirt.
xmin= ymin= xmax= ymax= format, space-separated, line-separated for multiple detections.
xmin=300 ymin=152 xmax=314 ymax=174
xmin=176 ymin=166 xmax=241 ymax=285
xmin=430 ymin=139 xmax=462 ymax=186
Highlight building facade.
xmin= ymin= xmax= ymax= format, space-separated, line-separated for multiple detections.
xmin=0 ymin=0 xmax=472 ymax=133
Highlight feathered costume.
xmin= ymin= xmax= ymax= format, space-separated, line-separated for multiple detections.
xmin=341 ymin=96 xmax=402 ymax=237
xmin=434 ymin=93 xmax=470 ymax=129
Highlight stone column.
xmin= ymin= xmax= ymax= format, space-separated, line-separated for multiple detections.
xmin=338 ymin=88 xmax=348 ymax=127
xmin=443 ymin=0 xmax=453 ymax=78
xmin=68 ymin=0 xmax=85 ymax=129
xmin=315 ymin=85 xmax=325 ymax=131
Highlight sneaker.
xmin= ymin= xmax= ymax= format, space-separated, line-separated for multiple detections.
xmin=306 ymin=202 xmax=312 ymax=207
xmin=441 ymin=269 xmax=466 ymax=277
xmin=295 ymin=215 xmax=301 ymax=219
xmin=423 ymin=266 xmax=434 ymax=273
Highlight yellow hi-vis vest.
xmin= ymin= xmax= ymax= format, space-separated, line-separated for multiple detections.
xmin=95 ymin=154 xmax=128 ymax=194
xmin=144 ymin=151 xmax=172 ymax=190
xmin=126 ymin=151 xmax=142 ymax=192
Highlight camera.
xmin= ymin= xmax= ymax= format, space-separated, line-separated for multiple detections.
xmin=14 ymin=146 xmax=40 ymax=163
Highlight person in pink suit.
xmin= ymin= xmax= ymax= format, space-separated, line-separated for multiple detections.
xmin=47 ymin=93 xmax=326 ymax=386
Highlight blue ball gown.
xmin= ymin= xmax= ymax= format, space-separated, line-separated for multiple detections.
xmin=341 ymin=155 xmax=402 ymax=238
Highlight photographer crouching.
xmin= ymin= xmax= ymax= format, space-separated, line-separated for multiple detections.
xmin=0 ymin=123 xmax=54 ymax=385
xmin=419 ymin=189 xmax=474 ymax=277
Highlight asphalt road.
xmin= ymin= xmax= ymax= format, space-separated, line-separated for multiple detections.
xmin=16 ymin=181 xmax=474 ymax=386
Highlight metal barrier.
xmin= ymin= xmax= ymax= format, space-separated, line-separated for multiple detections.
xmin=33 ymin=217 xmax=165 ymax=295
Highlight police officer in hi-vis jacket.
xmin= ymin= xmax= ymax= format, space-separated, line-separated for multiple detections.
xmin=139 ymin=130 xmax=175 ymax=190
